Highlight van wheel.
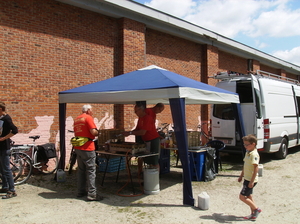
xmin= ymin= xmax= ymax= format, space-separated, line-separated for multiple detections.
xmin=275 ymin=138 xmax=288 ymax=159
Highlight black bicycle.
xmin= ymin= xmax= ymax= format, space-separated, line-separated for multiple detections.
xmin=0 ymin=148 xmax=32 ymax=185
xmin=66 ymin=131 xmax=77 ymax=174
xmin=0 ymin=136 xmax=59 ymax=185
xmin=66 ymin=146 xmax=76 ymax=174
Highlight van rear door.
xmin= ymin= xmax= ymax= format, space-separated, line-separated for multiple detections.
xmin=211 ymin=81 xmax=236 ymax=146
xmin=250 ymin=75 xmax=264 ymax=149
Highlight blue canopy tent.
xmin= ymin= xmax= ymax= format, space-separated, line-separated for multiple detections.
xmin=58 ymin=65 xmax=242 ymax=206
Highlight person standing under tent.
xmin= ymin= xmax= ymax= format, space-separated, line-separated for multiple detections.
xmin=145 ymin=103 xmax=165 ymax=122
xmin=123 ymin=104 xmax=160 ymax=174
xmin=73 ymin=104 xmax=102 ymax=201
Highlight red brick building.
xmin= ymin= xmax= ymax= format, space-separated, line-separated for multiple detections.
xmin=1 ymin=0 xmax=300 ymax=159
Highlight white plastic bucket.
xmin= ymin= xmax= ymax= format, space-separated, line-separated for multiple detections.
xmin=56 ymin=169 xmax=66 ymax=182
xmin=198 ymin=192 xmax=210 ymax=210
xmin=144 ymin=168 xmax=160 ymax=195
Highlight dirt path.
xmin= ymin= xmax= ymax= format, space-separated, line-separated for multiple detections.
xmin=2 ymin=147 xmax=300 ymax=224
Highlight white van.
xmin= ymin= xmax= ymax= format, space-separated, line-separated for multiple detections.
xmin=211 ymin=70 xmax=300 ymax=159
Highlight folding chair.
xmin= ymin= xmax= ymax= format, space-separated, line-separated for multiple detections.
xmin=205 ymin=140 xmax=226 ymax=173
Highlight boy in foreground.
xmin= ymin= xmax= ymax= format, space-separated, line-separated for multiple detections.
xmin=238 ymin=134 xmax=261 ymax=220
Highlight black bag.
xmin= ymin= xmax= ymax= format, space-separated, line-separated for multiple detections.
xmin=204 ymin=147 xmax=216 ymax=182
xmin=38 ymin=143 xmax=57 ymax=160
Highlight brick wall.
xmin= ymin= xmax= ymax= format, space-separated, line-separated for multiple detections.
xmin=219 ymin=51 xmax=248 ymax=73
xmin=146 ymin=29 xmax=202 ymax=130
xmin=1 ymin=0 xmax=117 ymax=150
xmin=1 ymin=0 xmax=296 ymax=155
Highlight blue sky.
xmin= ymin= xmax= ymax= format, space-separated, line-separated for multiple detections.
xmin=133 ymin=0 xmax=300 ymax=67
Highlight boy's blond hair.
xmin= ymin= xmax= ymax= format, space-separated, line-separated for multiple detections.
xmin=242 ymin=134 xmax=257 ymax=145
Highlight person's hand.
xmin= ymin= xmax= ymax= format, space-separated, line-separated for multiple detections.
xmin=248 ymin=182 xmax=254 ymax=188
xmin=238 ymin=176 xmax=243 ymax=182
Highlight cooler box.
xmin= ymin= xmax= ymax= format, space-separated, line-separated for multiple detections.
xmin=97 ymin=157 xmax=125 ymax=173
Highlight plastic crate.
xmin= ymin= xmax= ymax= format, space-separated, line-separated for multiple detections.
xmin=98 ymin=129 xmax=125 ymax=145
xmin=160 ymin=148 xmax=170 ymax=159
xmin=97 ymin=157 xmax=125 ymax=173
xmin=189 ymin=151 xmax=206 ymax=181
xmin=172 ymin=131 xmax=201 ymax=147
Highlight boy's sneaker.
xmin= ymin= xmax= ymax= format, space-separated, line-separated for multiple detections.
xmin=251 ymin=208 xmax=262 ymax=219
xmin=243 ymin=214 xmax=254 ymax=220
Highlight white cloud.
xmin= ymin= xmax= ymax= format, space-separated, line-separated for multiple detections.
xmin=183 ymin=0 xmax=269 ymax=38
xmin=273 ymin=46 xmax=300 ymax=66
xmin=250 ymin=2 xmax=300 ymax=37
xmin=144 ymin=0 xmax=196 ymax=18
xmin=142 ymin=0 xmax=300 ymax=67
xmin=255 ymin=40 xmax=268 ymax=49
xmin=144 ymin=0 xmax=300 ymax=38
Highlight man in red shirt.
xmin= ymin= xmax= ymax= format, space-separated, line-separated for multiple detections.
xmin=73 ymin=105 xmax=102 ymax=201
xmin=145 ymin=103 xmax=165 ymax=122
xmin=124 ymin=104 xmax=160 ymax=174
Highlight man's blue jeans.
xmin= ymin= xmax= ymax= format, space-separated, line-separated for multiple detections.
xmin=0 ymin=149 xmax=15 ymax=192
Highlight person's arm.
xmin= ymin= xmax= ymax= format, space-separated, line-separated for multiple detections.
xmin=0 ymin=116 xmax=18 ymax=141
xmin=238 ymin=169 xmax=244 ymax=182
xmin=248 ymin=164 xmax=258 ymax=187
xmin=90 ymin=128 xmax=98 ymax=136
xmin=0 ymin=131 xmax=16 ymax=141
xmin=85 ymin=115 xmax=98 ymax=137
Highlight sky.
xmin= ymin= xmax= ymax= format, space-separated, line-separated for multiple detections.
xmin=133 ymin=0 xmax=300 ymax=67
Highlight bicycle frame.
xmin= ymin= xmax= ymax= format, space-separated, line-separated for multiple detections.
xmin=10 ymin=136 xmax=58 ymax=184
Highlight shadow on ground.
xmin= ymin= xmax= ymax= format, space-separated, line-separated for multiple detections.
xmin=200 ymin=213 xmax=247 ymax=223
xmin=18 ymin=146 xmax=300 ymax=207
xmin=22 ymin=163 xmax=184 ymax=206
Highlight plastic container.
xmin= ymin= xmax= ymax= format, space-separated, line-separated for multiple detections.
xmin=56 ymin=169 xmax=66 ymax=182
xmin=198 ymin=192 xmax=210 ymax=210
xmin=189 ymin=151 xmax=206 ymax=181
xmin=143 ymin=168 xmax=160 ymax=195
xmin=258 ymin=164 xmax=263 ymax=177
xmin=97 ymin=157 xmax=125 ymax=173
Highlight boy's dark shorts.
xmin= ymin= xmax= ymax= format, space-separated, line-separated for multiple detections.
xmin=240 ymin=180 xmax=257 ymax=196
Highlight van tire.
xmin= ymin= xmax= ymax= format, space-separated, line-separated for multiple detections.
xmin=275 ymin=138 xmax=288 ymax=159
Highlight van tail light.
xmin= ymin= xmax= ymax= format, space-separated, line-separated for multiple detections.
xmin=264 ymin=119 xmax=270 ymax=139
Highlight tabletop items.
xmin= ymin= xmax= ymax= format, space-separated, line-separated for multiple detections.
xmin=98 ymin=129 xmax=147 ymax=155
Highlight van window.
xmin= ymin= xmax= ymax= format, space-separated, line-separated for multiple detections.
xmin=236 ymin=81 xmax=253 ymax=103
xmin=297 ymin=96 xmax=300 ymax=117
xmin=254 ymin=89 xmax=262 ymax=119
xmin=213 ymin=104 xmax=234 ymax=120
xmin=237 ymin=81 xmax=262 ymax=118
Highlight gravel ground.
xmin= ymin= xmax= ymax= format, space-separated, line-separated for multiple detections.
xmin=1 ymin=146 xmax=300 ymax=224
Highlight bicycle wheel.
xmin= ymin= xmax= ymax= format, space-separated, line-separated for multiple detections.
xmin=68 ymin=148 xmax=77 ymax=174
xmin=33 ymin=149 xmax=59 ymax=174
xmin=11 ymin=152 xmax=33 ymax=185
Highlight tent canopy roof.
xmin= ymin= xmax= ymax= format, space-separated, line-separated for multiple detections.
xmin=59 ymin=65 xmax=239 ymax=105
